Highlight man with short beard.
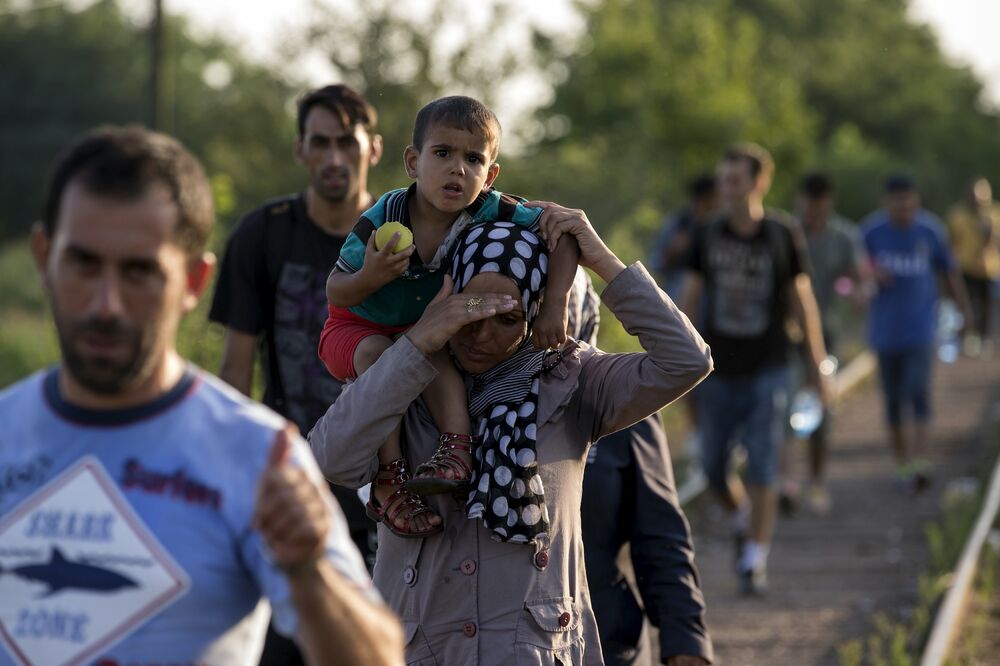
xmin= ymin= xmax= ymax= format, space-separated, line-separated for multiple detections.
xmin=0 ymin=125 xmax=402 ymax=665
xmin=210 ymin=85 xmax=384 ymax=664
xmin=210 ymin=86 xmax=381 ymax=532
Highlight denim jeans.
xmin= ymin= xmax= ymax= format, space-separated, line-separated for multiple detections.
xmin=876 ymin=346 xmax=934 ymax=426
xmin=698 ymin=365 xmax=789 ymax=489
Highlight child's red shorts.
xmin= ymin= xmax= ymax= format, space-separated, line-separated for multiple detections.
xmin=318 ymin=305 xmax=411 ymax=381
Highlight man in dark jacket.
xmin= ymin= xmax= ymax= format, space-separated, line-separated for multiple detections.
xmin=572 ymin=271 xmax=713 ymax=665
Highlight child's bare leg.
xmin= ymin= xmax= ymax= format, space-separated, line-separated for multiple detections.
xmin=353 ymin=334 xmax=394 ymax=376
xmin=424 ymin=350 xmax=472 ymax=435
xmin=376 ymin=422 xmax=404 ymax=469
xmin=359 ymin=336 xmax=442 ymax=531
xmin=413 ymin=351 xmax=473 ymax=482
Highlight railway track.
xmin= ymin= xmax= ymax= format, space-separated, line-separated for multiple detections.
xmin=675 ymin=352 xmax=1000 ymax=665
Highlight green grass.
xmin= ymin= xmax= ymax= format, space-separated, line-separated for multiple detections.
xmin=944 ymin=526 xmax=999 ymax=665
xmin=0 ymin=240 xmax=59 ymax=388
xmin=0 ymin=237 xmax=47 ymax=312
xmin=0 ymin=239 xmax=228 ymax=391
xmin=176 ymin=295 xmax=226 ymax=375
xmin=0 ymin=309 xmax=60 ymax=388
xmin=838 ymin=437 xmax=1000 ymax=666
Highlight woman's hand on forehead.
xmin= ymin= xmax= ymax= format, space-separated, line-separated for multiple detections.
xmin=406 ymin=276 xmax=517 ymax=355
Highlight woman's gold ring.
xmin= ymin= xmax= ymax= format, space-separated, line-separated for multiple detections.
xmin=466 ymin=297 xmax=484 ymax=312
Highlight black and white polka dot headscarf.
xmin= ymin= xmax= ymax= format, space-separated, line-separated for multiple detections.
xmin=450 ymin=222 xmax=552 ymax=544
xmin=567 ymin=268 xmax=601 ymax=346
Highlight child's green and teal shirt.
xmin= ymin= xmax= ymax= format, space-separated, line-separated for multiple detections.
xmin=334 ymin=184 xmax=542 ymax=326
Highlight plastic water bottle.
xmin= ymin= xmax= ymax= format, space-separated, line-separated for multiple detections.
xmin=789 ymin=387 xmax=823 ymax=438
xmin=937 ymin=299 xmax=964 ymax=364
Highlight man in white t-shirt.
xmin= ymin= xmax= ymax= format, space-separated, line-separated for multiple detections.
xmin=0 ymin=125 xmax=403 ymax=665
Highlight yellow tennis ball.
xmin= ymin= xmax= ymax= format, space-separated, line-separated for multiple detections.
xmin=374 ymin=221 xmax=414 ymax=253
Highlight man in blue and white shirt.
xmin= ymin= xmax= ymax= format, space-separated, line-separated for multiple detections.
xmin=861 ymin=174 xmax=972 ymax=491
xmin=0 ymin=125 xmax=403 ymax=665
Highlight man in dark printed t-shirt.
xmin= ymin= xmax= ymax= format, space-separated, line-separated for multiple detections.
xmin=209 ymin=85 xmax=383 ymax=665
xmin=681 ymin=143 xmax=828 ymax=597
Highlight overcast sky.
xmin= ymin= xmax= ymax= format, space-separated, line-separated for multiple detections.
xmin=103 ymin=0 xmax=1000 ymax=116
xmin=910 ymin=0 xmax=1000 ymax=104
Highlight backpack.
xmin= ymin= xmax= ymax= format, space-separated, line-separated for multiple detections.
xmin=257 ymin=196 xmax=297 ymax=414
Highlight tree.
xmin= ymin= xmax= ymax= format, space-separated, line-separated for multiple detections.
xmin=504 ymin=0 xmax=1000 ymax=233
xmin=734 ymin=0 xmax=1000 ymax=216
xmin=281 ymin=0 xmax=556 ymax=196
xmin=503 ymin=0 xmax=818 ymax=259
xmin=0 ymin=0 xmax=310 ymax=382
xmin=0 ymin=0 xmax=303 ymax=243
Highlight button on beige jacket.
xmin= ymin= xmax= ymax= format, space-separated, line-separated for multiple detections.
xmin=309 ymin=264 xmax=712 ymax=666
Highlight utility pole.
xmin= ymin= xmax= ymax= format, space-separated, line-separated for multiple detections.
xmin=149 ymin=0 xmax=163 ymax=129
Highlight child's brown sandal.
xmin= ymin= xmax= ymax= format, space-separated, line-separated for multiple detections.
xmin=365 ymin=458 xmax=442 ymax=538
xmin=405 ymin=433 xmax=477 ymax=496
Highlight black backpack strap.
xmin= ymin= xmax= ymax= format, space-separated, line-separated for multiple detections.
xmin=263 ymin=198 xmax=295 ymax=293
xmin=259 ymin=196 xmax=296 ymax=414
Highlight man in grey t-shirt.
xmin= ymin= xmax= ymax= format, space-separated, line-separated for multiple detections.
xmin=800 ymin=175 xmax=866 ymax=347
xmin=783 ymin=173 xmax=868 ymax=514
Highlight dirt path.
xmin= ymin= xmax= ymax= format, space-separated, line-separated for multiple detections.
xmin=679 ymin=353 xmax=1000 ymax=665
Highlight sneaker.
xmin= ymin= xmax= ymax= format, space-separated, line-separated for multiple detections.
xmin=779 ymin=491 xmax=800 ymax=516
xmin=805 ymin=485 xmax=832 ymax=515
xmin=893 ymin=467 xmax=931 ymax=494
xmin=732 ymin=529 xmax=747 ymax=573
xmin=739 ymin=566 xmax=768 ymax=597
xmin=779 ymin=480 xmax=801 ymax=516
xmin=964 ymin=333 xmax=983 ymax=358
xmin=893 ymin=464 xmax=914 ymax=493
xmin=911 ymin=458 xmax=932 ymax=493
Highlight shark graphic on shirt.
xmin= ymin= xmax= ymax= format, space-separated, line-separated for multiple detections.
xmin=1 ymin=546 xmax=139 ymax=597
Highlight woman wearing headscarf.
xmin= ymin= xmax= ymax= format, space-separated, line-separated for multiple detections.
xmin=309 ymin=202 xmax=713 ymax=665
